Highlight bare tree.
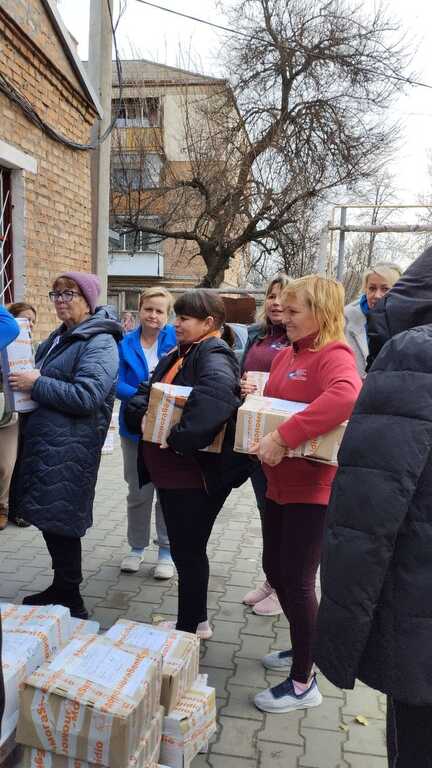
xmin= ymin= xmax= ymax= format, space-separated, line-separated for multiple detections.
xmin=111 ymin=0 xmax=410 ymax=287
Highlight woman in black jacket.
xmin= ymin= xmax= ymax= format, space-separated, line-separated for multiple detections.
xmin=315 ymin=246 xmax=432 ymax=766
xmin=125 ymin=290 xmax=251 ymax=640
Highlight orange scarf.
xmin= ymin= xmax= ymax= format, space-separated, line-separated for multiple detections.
xmin=162 ymin=330 xmax=221 ymax=385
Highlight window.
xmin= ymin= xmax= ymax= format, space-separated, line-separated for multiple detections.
xmin=0 ymin=167 xmax=13 ymax=303
xmin=111 ymin=152 xmax=162 ymax=192
xmin=112 ymin=218 xmax=162 ymax=254
xmin=112 ymin=97 xmax=160 ymax=128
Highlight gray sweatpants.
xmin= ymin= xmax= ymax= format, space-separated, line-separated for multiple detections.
xmin=121 ymin=436 xmax=170 ymax=551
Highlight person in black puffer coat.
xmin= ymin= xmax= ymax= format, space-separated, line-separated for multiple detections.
xmin=125 ymin=290 xmax=252 ymax=640
xmin=315 ymin=247 xmax=432 ymax=766
xmin=8 ymin=272 xmax=122 ymax=619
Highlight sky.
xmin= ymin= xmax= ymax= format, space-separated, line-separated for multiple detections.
xmin=58 ymin=0 xmax=432 ymax=216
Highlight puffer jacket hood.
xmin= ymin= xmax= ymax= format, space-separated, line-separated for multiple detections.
xmin=367 ymin=246 xmax=432 ymax=368
xmin=44 ymin=305 xmax=122 ymax=346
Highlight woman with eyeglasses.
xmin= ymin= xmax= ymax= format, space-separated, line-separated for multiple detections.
xmin=8 ymin=272 xmax=122 ymax=619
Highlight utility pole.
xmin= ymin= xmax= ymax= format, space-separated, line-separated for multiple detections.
xmin=88 ymin=0 xmax=114 ymax=303
xmin=336 ymin=207 xmax=346 ymax=281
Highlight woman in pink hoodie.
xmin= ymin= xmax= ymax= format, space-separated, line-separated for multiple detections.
xmin=252 ymin=275 xmax=362 ymax=715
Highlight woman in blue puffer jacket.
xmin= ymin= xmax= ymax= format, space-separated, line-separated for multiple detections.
xmin=8 ymin=272 xmax=122 ymax=619
xmin=117 ymin=286 xmax=176 ymax=579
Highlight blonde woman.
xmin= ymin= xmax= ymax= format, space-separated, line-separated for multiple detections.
xmin=252 ymin=276 xmax=362 ymax=714
xmin=344 ymin=262 xmax=402 ymax=377
xmin=117 ymin=287 xmax=176 ymax=578
xmin=240 ymin=275 xmax=290 ymax=616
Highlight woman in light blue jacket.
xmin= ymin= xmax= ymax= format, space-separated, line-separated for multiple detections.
xmin=117 ymin=287 xmax=176 ymax=578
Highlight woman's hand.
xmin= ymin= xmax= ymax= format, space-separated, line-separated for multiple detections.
xmin=9 ymin=369 xmax=40 ymax=392
xmin=240 ymin=373 xmax=257 ymax=398
xmin=250 ymin=430 xmax=286 ymax=467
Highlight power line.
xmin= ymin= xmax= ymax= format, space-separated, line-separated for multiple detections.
xmin=134 ymin=0 xmax=432 ymax=92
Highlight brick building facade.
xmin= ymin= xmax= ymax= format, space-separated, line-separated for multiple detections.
xmin=0 ymin=0 xmax=101 ymax=338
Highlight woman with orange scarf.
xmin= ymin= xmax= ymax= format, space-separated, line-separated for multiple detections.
xmin=124 ymin=290 xmax=251 ymax=639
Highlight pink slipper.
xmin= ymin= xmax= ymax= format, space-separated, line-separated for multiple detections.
xmin=156 ymin=619 xmax=213 ymax=640
xmin=253 ymin=590 xmax=283 ymax=616
xmin=243 ymin=580 xmax=273 ymax=606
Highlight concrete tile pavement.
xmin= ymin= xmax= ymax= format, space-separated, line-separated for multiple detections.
xmin=0 ymin=446 xmax=387 ymax=768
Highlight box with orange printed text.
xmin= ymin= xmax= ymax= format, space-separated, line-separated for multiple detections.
xmin=18 ymin=706 xmax=164 ymax=768
xmin=105 ymin=620 xmax=200 ymax=714
xmin=234 ymin=395 xmax=346 ymax=465
xmin=142 ymin=384 xmax=225 ymax=454
xmin=16 ymin=634 xmax=163 ymax=768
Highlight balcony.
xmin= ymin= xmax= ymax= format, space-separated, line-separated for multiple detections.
xmin=108 ymin=250 xmax=164 ymax=278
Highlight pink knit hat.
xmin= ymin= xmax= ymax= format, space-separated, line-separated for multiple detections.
xmin=58 ymin=272 xmax=101 ymax=314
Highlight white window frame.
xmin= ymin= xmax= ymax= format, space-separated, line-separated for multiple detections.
xmin=112 ymin=216 xmax=162 ymax=255
xmin=111 ymin=151 xmax=162 ymax=192
xmin=113 ymin=97 xmax=160 ymax=128
xmin=0 ymin=140 xmax=37 ymax=303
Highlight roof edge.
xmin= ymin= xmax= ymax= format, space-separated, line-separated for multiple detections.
xmin=41 ymin=0 xmax=103 ymax=118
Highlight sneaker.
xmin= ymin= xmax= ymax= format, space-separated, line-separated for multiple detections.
xmin=243 ymin=580 xmax=273 ymax=606
xmin=156 ymin=619 xmax=213 ymax=641
xmin=121 ymin=552 xmax=144 ymax=573
xmin=262 ymin=649 xmax=293 ymax=673
xmin=153 ymin=560 xmax=174 ymax=580
xmin=253 ymin=591 xmax=283 ymax=616
xmin=254 ymin=675 xmax=322 ymax=714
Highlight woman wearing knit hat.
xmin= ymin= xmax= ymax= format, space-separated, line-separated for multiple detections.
xmin=8 ymin=272 xmax=122 ymax=618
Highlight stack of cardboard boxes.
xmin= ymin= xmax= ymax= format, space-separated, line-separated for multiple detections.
xmin=0 ymin=608 xmax=216 ymax=768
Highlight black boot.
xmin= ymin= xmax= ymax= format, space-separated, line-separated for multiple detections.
xmin=22 ymin=584 xmax=63 ymax=606
xmin=22 ymin=583 xmax=88 ymax=619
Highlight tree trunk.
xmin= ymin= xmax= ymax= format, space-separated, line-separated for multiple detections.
xmin=197 ymin=248 xmax=230 ymax=288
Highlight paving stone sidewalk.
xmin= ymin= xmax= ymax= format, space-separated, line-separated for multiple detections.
xmin=0 ymin=447 xmax=387 ymax=768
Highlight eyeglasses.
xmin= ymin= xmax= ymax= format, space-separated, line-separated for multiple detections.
xmin=48 ymin=290 xmax=82 ymax=303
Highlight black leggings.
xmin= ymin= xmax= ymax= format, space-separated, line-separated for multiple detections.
xmin=158 ymin=487 xmax=229 ymax=633
xmin=43 ymin=531 xmax=82 ymax=590
xmin=387 ymin=697 xmax=432 ymax=767
xmin=263 ymin=500 xmax=327 ymax=683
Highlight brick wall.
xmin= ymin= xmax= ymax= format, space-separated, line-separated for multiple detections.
xmin=0 ymin=2 xmax=96 ymax=339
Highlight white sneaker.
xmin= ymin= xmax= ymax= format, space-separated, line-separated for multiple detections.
xmin=262 ymin=649 xmax=293 ymax=673
xmin=254 ymin=675 xmax=322 ymax=714
xmin=153 ymin=560 xmax=175 ymax=580
xmin=120 ymin=552 xmax=144 ymax=573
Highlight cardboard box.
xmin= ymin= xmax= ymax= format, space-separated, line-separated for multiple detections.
xmin=234 ymin=395 xmax=346 ymax=465
xmin=1 ymin=631 xmax=46 ymax=747
xmin=0 ymin=604 xmax=72 ymax=661
xmin=16 ymin=635 xmax=163 ymax=768
xmin=105 ymin=621 xmax=200 ymax=714
xmin=245 ymin=371 xmax=269 ymax=397
xmin=19 ymin=707 xmax=164 ymax=768
xmin=160 ymin=676 xmax=216 ymax=768
xmin=0 ymin=317 xmax=38 ymax=413
xmin=143 ymin=384 xmax=225 ymax=453
xmin=68 ymin=618 xmax=100 ymax=641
